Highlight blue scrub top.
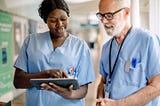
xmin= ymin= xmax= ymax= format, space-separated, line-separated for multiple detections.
xmin=100 ymin=27 xmax=160 ymax=106
xmin=14 ymin=31 xmax=95 ymax=106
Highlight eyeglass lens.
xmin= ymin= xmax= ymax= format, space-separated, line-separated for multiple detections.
xmin=96 ymin=8 xmax=125 ymax=20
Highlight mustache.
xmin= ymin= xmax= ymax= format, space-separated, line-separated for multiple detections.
xmin=104 ymin=24 xmax=114 ymax=28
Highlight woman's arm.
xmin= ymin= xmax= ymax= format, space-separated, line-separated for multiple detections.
xmin=13 ymin=68 xmax=68 ymax=88
xmin=41 ymin=82 xmax=88 ymax=100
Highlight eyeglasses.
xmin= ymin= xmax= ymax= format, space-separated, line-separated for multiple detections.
xmin=96 ymin=8 xmax=125 ymax=20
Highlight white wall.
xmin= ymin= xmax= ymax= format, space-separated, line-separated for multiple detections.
xmin=140 ymin=12 xmax=149 ymax=30
xmin=149 ymin=0 xmax=160 ymax=35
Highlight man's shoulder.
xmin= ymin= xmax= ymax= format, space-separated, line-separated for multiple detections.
xmin=132 ymin=27 xmax=158 ymax=41
xmin=133 ymin=27 xmax=154 ymax=36
xmin=102 ymin=38 xmax=113 ymax=48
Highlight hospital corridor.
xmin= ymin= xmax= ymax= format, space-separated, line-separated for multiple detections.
xmin=0 ymin=0 xmax=160 ymax=106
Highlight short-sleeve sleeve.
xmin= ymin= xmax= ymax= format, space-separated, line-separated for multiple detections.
xmin=14 ymin=36 xmax=30 ymax=72
xmin=99 ymin=45 xmax=109 ymax=78
xmin=146 ymin=35 xmax=160 ymax=79
xmin=100 ymin=59 xmax=108 ymax=77
xmin=76 ymin=41 xmax=95 ymax=86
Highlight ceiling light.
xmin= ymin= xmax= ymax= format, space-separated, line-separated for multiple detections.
xmin=65 ymin=0 xmax=93 ymax=4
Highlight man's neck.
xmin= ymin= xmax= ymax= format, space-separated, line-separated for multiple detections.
xmin=115 ymin=25 xmax=131 ymax=45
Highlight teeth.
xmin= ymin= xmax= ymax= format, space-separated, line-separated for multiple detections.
xmin=104 ymin=24 xmax=111 ymax=28
xmin=104 ymin=24 xmax=113 ymax=29
xmin=56 ymin=28 xmax=64 ymax=33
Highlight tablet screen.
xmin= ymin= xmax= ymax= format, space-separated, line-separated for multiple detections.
xmin=30 ymin=78 xmax=80 ymax=90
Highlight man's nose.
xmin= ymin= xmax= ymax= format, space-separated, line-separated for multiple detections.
xmin=101 ymin=17 xmax=109 ymax=24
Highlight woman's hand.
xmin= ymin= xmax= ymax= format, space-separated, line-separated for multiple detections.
xmin=14 ymin=68 xmax=68 ymax=88
xmin=42 ymin=69 xmax=68 ymax=78
xmin=40 ymin=83 xmax=88 ymax=100
xmin=41 ymin=82 xmax=73 ymax=98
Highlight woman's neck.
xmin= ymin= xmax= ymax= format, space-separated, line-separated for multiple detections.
xmin=51 ymin=32 xmax=69 ymax=49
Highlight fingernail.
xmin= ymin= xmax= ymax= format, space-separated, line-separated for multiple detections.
xmin=49 ymin=83 xmax=53 ymax=85
xmin=40 ymin=83 xmax=46 ymax=87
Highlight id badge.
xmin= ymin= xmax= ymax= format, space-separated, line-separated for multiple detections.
xmin=105 ymin=80 xmax=111 ymax=98
xmin=105 ymin=91 xmax=109 ymax=98
xmin=125 ymin=59 xmax=130 ymax=72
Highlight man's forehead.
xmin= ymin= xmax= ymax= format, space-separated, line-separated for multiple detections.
xmin=99 ymin=0 xmax=119 ymax=12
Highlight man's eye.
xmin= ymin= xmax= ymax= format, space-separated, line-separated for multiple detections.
xmin=105 ymin=14 xmax=112 ymax=18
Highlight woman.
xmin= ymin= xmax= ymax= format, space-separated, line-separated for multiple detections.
xmin=13 ymin=0 xmax=95 ymax=106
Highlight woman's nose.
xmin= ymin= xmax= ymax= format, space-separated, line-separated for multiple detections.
xmin=56 ymin=19 xmax=63 ymax=27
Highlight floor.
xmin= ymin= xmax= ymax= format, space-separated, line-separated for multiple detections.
xmin=85 ymin=75 xmax=101 ymax=106
xmin=10 ymin=48 xmax=101 ymax=106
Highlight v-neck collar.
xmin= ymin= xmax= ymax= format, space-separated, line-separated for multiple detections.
xmin=113 ymin=27 xmax=133 ymax=48
xmin=47 ymin=32 xmax=70 ymax=51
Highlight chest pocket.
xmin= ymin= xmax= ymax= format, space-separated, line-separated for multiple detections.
xmin=115 ymin=57 xmax=147 ymax=87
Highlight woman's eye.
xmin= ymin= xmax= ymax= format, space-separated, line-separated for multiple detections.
xmin=61 ymin=18 xmax=67 ymax=21
xmin=50 ymin=19 xmax=56 ymax=23
xmin=48 ymin=17 xmax=67 ymax=23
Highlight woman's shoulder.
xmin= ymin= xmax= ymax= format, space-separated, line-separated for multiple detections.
xmin=24 ymin=31 xmax=49 ymax=44
xmin=29 ymin=31 xmax=49 ymax=37
xmin=26 ymin=31 xmax=49 ymax=40
xmin=68 ymin=34 xmax=86 ymax=43
xmin=68 ymin=33 xmax=89 ymax=48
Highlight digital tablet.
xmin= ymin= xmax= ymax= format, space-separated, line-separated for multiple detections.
xmin=30 ymin=78 xmax=80 ymax=90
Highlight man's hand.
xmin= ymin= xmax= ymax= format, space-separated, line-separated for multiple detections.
xmin=96 ymin=98 xmax=118 ymax=106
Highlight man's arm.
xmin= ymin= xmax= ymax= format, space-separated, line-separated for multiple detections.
xmin=96 ymin=74 xmax=160 ymax=106
xmin=119 ymin=74 xmax=160 ymax=106
xmin=97 ymin=76 xmax=106 ymax=98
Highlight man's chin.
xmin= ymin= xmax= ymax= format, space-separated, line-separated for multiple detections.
xmin=106 ymin=31 xmax=113 ymax=36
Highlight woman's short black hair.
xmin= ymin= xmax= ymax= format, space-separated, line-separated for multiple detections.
xmin=38 ymin=0 xmax=70 ymax=23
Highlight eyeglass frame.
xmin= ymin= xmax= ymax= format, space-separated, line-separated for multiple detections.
xmin=96 ymin=7 xmax=126 ymax=20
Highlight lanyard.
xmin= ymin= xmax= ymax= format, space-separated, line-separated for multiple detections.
xmin=108 ymin=27 xmax=132 ymax=83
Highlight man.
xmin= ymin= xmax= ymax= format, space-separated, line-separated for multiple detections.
xmin=96 ymin=0 xmax=160 ymax=106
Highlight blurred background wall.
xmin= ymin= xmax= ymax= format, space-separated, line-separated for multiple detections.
xmin=0 ymin=0 xmax=159 ymax=105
